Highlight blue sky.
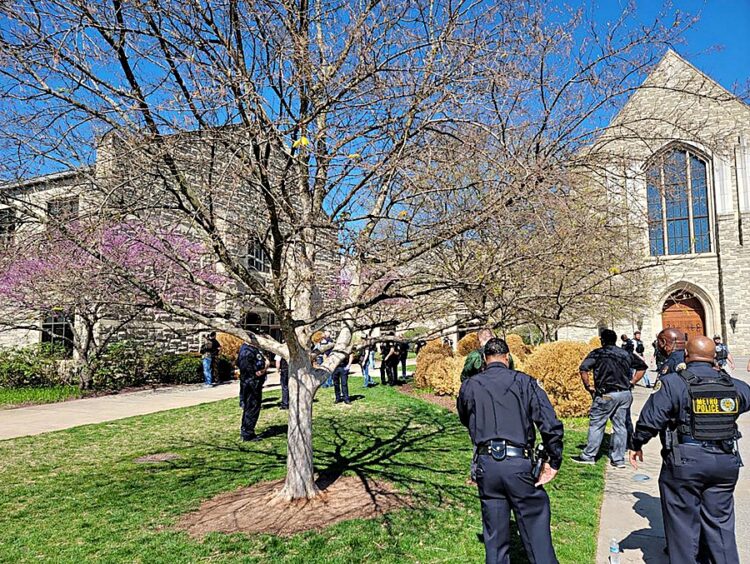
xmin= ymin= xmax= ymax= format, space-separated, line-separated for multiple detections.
xmin=591 ymin=0 xmax=750 ymax=93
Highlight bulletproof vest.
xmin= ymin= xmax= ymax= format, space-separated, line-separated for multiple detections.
xmin=679 ymin=369 xmax=739 ymax=441
xmin=715 ymin=344 xmax=728 ymax=362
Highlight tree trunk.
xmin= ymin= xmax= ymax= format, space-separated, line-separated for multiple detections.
xmin=279 ymin=354 xmax=321 ymax=500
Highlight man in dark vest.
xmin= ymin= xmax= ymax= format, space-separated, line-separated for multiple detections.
xmin=630 ymin=335 xmax=750 ymax=563
xmin=238 ymin=343 xmax=268 ymax=441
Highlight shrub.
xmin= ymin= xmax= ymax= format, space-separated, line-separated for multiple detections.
xmin=457 ymin=333 xmax=480 ymax=356
xmin=419 ymin=339 xmax=453 ymax=358
xmin=522 ymin=341 xmax=594 ymax=417
xmin=0 ymin=344 xmax=68 ymax=388
xmin=506 ymin=334 xmax=532 ymax=362
xmin=415 ymin=353 xmax=464 ymax=396
xmin=588 ymin=335 xmax=601 ymax=348
xmin=92 ymin=341 xmax=149 ymax=389
xmin=217 ymin=332 xmax=243 ymax=362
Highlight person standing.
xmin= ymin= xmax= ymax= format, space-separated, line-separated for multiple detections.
xmin=714 ymin=335 xmax=736 ymax=372
xmin=633 ymin=331 xmax=650 ymax=387
xmin=398 ymin=340 xmax=409 ymax=381
xmin=238 ymin=342 xmax=268 ymax=441
xmin=358 ymin=344 xmax=374 ymax=387
xmin=630 ymin=335 xmax=750 ymax=563
xmin=200 ymin=332 xmax=221 ymax=387
xmin=652 ymin=334 xmax=668 ymax=372
xmin=275 ymin=353 xmax=289 ymax=410
xmin=378 ymin=340 xmax=389 ymax=385
xmin=572 ymin=329 xmax=647 ymax=468
xmin=457 ymin=338 xmax=564 ymax=564
xmin=332 ymin=353 xmax=352 ymax=404
xmin=384 ymin=339 xmax=399 ymax=385
xmin=460 ymin=328 xmax=495 ymax=381
xmin=621 ymin=334 xmax=635 ymax=354
xmin=657 ymin=328 xmax=687 ymax=377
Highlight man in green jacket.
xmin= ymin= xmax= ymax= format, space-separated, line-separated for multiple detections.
xmin=461 ymin=328 xmax=514 ymax=381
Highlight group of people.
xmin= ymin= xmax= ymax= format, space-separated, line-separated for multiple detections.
xmin=231 ymin=331 xmax=415 ymax=442
xmin=456 ymin=327 xmax=749 ymax=564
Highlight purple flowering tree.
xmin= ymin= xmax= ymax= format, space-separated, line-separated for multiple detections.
xmin=0 ymin=224 xmax=222 ymax=388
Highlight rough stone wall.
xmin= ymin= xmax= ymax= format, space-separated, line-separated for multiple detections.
xmin=567 ymin=50 xmax=750 ymax=354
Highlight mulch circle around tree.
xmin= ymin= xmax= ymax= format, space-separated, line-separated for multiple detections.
xmin=134 ymin=453 xmax=182 ymax=463
xmin=399 ymin=383 xmax=456 ymax=413
xmin=177 ymin=475 xmax=412 ymax=537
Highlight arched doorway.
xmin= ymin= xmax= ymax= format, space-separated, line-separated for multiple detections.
xmin=662 ymin=290 xmax=706 ymax=341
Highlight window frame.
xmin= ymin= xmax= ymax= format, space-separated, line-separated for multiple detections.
xmin=41 ymin=311 xmax=75 ymax=356
xmin=240 ymin=239 xmax=271 ymax=273
xmin=645 ymin=147 xmax=713 ymax=257
xmin=0 ymin=208 xmax=15 ymax=245
xmin=46 ymin=195 xmax=80 ymax=221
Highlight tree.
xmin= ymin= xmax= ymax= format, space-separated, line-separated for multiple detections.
xmin=0 ymin=223 xmax=221 ymax=388
xmin=0 ymin=0 xmax=708 ymax=501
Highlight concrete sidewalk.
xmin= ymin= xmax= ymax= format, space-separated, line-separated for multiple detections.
xmin=596 ymin=358 xmax=750 ymax=563
xmin=0 ymin=371 xmax=282 ymax=441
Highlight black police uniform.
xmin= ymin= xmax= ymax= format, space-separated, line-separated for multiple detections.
xmin=659 ymin=349 xmax=685 ymax=377
xmin=457 ymin=361 xmax=564 ymax=564
xmin=238 ymin=343 xmax=267 ymax=440
xmin=631 ymin=361 xmax=750 ymax=563
xmin=379 ymin=341 xmax=389 ymax=385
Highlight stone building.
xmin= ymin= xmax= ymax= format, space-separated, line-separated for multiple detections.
xmin=0 ymin=129 xmax=337 ymax=355
xmin=560 ymin=50 xmax=750 ymax=355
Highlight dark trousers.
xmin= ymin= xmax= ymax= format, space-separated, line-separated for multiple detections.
xmin=658 ymin=446 xmax=740 ymax=564
xmin=240 ymin=377 xmax=264 ymax=438
xmin=333 ymin=367 xmax=350 ymax=402
xmin=400 ymin=356 xmax=407 ymax=380
xmin=279 ymin=369 xmax=289 ymax=408
xmin=380 ymin=360 xmax=387 ymax=385
xmin=387 ymin=361 xmax=398 ymax=385
xmin=476 ymin=455 xmax=558 ymax=564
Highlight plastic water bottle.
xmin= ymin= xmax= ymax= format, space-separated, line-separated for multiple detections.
xmin=609 ymin=538 xmax=620 ymax=564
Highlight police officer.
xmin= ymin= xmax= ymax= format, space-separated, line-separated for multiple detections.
xmin=573 ymin=329 xmax=647 ymax=468
xmin=657 ymin=327 xmax=686 ymax=377
xmin=457 ymin=338 xmax=564 ymax=564
xmin=714 ymin=335 xmax=735 ymax=371
xmin=238 ymin=342 xmax=268 ymax=441
xmin=621 ymin=334 xmax=635 ymax=354
xmin=629 ymin=335 xmax=750 ymax=563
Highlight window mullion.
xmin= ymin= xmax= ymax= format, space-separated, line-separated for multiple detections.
xmin=686 ymin=150 xmax=695 ymax=253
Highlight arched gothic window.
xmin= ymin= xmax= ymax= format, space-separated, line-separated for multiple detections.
xmin=646 ymin=148 xmax=711 ymax=256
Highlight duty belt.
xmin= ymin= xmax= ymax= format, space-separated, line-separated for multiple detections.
xmin=677 ymin=435 xmax=728 ymax=448
xmin=476 ymin=441 xmax=530 ymax=458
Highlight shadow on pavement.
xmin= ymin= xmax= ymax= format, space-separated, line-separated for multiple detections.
xmin=618 ymin=491 xmax=668 ymax=563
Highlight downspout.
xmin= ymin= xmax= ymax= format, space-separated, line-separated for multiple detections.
xmin=709 ymin=157 xmax=728 ymax=341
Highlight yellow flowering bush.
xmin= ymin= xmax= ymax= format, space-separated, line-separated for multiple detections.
xmin=588 ymin=335 xmax=601 ymax=348
xmin=523 ymin=341 xmax=594 ymax=417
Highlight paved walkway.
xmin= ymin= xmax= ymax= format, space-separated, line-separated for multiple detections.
xmin=0 ymin=360 xmax=412 ymax=441
xmin=596 ymin=357 xmax=750 ymax=563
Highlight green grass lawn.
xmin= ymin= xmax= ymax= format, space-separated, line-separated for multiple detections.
xmin=0 ymin=385 xmax=605 ymax=563
xmin=0 ymin=385 xmax=83 ymax=408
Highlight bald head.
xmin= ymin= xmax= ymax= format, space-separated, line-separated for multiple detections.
xmin=477 ymin=328 xmax=494 ymax=346
xmin=657 ymin=328 xmax=686 ymax=356
xmin=685 ymin=335 xmax=717 ymax=364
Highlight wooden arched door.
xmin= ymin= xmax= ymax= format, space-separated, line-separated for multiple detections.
xmin=662 ymin=291 xmax=706 ymax=341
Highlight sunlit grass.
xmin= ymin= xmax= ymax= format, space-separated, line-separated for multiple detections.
xmin=0 ymin=385 xmax=605 ymax=563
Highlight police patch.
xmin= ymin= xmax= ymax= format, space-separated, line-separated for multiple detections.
xmin=652 ymin=380 xmax=662 ymax=393
xmin=720 ymin=398 xmax=738 ymax=413
xmin=693 ymin=397 xmax=739 ymax=415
